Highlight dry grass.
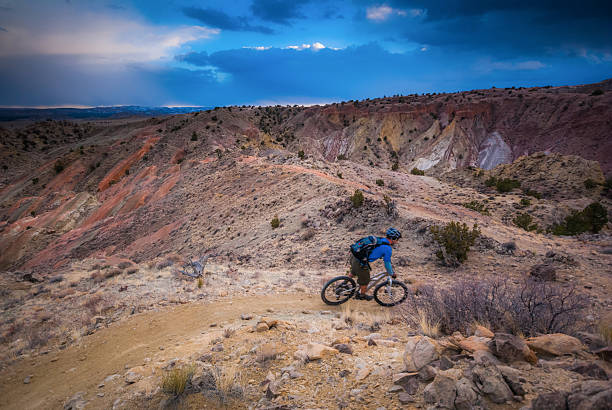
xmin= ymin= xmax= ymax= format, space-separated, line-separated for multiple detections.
xmin=197 ymin=277 xmax=204 ymax=288
xmin=341 ymin=301 xmax=358 ymax=326
xmin=162 ymin=364 xmax=196 ymax=397
xmin=416 ymin=309 xmax=440 ymax=338
xmin=256 ymin=343 xmax=279 ymax=363
xmin=363 ymin=310 xmax=391 ymax=331
xmin=213 ymin=364 xmax=244 ymax=404
xmin=222 ymin=327 xmax=235 ymax=338
xmin=597 ymin=321 xmax=612 ymax=345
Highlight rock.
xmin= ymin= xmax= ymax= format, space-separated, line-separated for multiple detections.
xmin=489 ymin=333 xmax=537 ymax=364
xmin=458 ymin=336 xmax=491 ymax=353
xmin=211 ymin=344 xmax=224 ymax=352
xmin=198 ymin=353 xmax=213 ymax=362
xmin=333 ymin=344 xmax=353 ymax=355
xmin=376 ymin=339 xmax=397 ymax=348
xmin=455 ymin=377 xmax=479 ymax=410
xmin=356 ymin=367 xmax=371 ymax=381
xmin=241 ymin=313 xmax=253 ymax=320
xmin=423 ymin=374 xmax=457 ymax=409
xmin=439 ymin=368 xmax=464 ymax=381
xmin=256 ymin=322 xmax=269 ymax=332
xmin=473 ymin=350 xmax=502 ymax=366
xmin=440 ymin=356 xmax=455 ymax=370
xmin=593 ymin=346 xmax=612 ymax=362
xmin=332 ymin=336 xmax=350 ymax=345
xmin=567 ymin=362 xmax=609 ymax=380
xmin=474 ymin=325 xmax=495 ymax=338
xmin=418 ymin=365 xmax=437 ymax=381
xmin=403 ymin=336 xmax=439 ymax=372
xmin=531 ymin=391 xmax=569 ymax=410
xmin=295 ymin=343 xmax=338 ymax=361
xmin=575 ymin=332 xmax=608 ymax=352
xmin=64 ymin=392 xmax=87 ymax=410
xmin=366 ymin=333 xmax=383 ymax=341
xmin=92 ymin=316 xmax=106 ymax=325
xmin=23 ymin=375 xmax=31 ymax=384
xmin=526 ymin=334 xmax=586 ymax=356
xmin=125 ymin=371 xmax=141 ymax=384
xmin=388 ymin=385 xmax=404 ymax=393
xmin=497 ymin=365 xmax=526 ymax=396
xmin=398 ymin=392 xmax=416 ymax=404
xmin=530 ymin=263 xmax=557 ymax=281
xmin=393 ymin=372 xmax=418 ymax=385
xmin=266 ymin=381 xmax=280 ymax=399
xmin=472 ymin=363 xmax=514 ymax=404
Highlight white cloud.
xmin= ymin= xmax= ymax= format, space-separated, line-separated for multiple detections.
xmin=0 ymin=3 xmax=218 ymax=63
xmin=366 ymin=4 xmax=414 ymax=22
xmin=285 ymin=42 xmax=338 ymax=51
xmin=243 ymin=46 xmax=272 ymax=50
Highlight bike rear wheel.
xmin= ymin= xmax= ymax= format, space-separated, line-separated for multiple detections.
xmin=321 ymin=276 xmax=357 ymax=305
xmin=373 ymin=280 xmax=408 ymax=307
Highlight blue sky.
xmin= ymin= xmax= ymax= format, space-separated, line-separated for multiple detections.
xmin=0 ymin=0 xmax=611 ymax=107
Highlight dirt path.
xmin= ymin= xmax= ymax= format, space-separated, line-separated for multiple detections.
xmin=0 ymin=293 xmax=345 ymax=409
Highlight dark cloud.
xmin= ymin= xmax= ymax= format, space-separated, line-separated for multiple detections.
xmin=366 ymin=0 xmax=612 ymax=56
xmin=106 ymin=4 xmax=126 ymax=10
xmin=250 ymin=0 xmax=310 ymax=25
xmin=0 ymin=26 xmax=7 ymax=32
xmin=183 ymin=7 xmax=274 ymax=34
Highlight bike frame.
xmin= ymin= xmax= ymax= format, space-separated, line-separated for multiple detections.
xmin=365 ymin=271 xmax=393 ymax=290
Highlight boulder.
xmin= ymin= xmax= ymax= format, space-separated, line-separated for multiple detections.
xmin=256 ymin=322 xmax=269 ymax=332
xmin=458 ymin=336 xmax=491 ymax=353
xmin=472 ymin=363 xmax=514 ymax=404
xmin=526 ymin=334 xmax=586 ymax=356
xmin=489 ymin=333 xmax=537 ymax=364
xmin=593 ymin=346 xmax=612 ymax=362
xmin=418 ymin=365 xmax=437 ymax=381
xmin=295 ymin=343 xmax=338 ymax=361
xmin=455 ymin=377 xmax=479 ymax=410
xmin=530 ymin=263 xmax=556 ymax=281
xmin=403 ymin=336 xmax=439 ymax=372
xmin=567 ymin=380 xmax=612 ymax=410
xmin=63 ymin=392 xmax=87 ymax=410
xmin=355 ymin=367 xmax=371 ymax=381
xmin=473 ymin=350 xmax=501 ymax=366
xmin=531 ymin=391 xmax=569 ymax=410
xmin=333 ymin=344 xmax=353 ymax=355
xmin=567 ymin=362 xmax=608 ymax=380
xmin=474 ymin=325 xmax=495 ymax=338
xmin=423 ymin=374 xmax=457 ymax=409
xmin=125 ymin=371 xmax=141 ymax=384
xmin=497 ymin=365 xmax=526 ymax=396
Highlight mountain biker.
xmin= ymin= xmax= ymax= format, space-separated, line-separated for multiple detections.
xmin=349 ymin=228 xmax=402 ymax=301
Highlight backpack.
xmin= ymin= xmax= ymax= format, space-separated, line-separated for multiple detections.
xmin=350 ymin=236 xmax=385 ymax=266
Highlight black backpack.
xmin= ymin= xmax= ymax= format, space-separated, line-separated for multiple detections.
xmin=350 ymin=236 xmax=385 ymax=266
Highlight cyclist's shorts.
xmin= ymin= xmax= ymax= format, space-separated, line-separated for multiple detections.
xmin=350 ymin=254 xmax=371 ymax=285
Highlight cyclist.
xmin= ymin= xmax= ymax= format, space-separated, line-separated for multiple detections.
xmin=349 ymin=228 xmax=402 ymax=301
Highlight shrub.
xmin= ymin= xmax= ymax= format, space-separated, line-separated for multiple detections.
xmin=550 ymin=202 xmax=608 ymax=235
xmin=54 ymin=161 xmax=64 ymax=174
xmin=337 ymin=154 xmax=347 ymax=161
xmin=197 ymin=277 xmax=203 ymax=288
xmin=162 ymin=365 xmax=196 ymax=397
xmin=410 ymin=167 xmax=425 ymax=176
xmin=462 ymin=200 xmax=490 ymax=215
xmin=591 ymin=89 xmax=604 ymax=96
xmin=270 ymin=215 xmax=280 ymax=229
xmin=523 ymin=188 xmax=542 ymax=199
xmin=297 ymin=150 xmax=305 ymax=160
xmin=375 ymin=179 xmax=384 ymax=186
xmin=391 ymin=162 xmax=399 ymax=171
xmin=398 ymin=278 xmax=589 ymax=336
xmin=495 ymin=178 xmax=521 ymax=193
xmin=520 ymin=198 xmax=531 ymax=207
xmin=32 ymin=177 xmax=38 ymax=184
xmin=513 ymin=212 xmax=539 ymax=231
xmin=191 ymin=132 xmax=198 ymax=141
xmin=584 ymin=179 xmax=598 ymax=189
xmin=350 ymin=190 xmax=364 ymax=208
xmin=336 ymin=172 xmax=343 ymax=179
xmin=213 ymin=365 xmax=244 ymax=405
xmin=430 ymin=221 xmax=480 ymax=266
xmin=484 ymin=176 xmax=497 ymax=187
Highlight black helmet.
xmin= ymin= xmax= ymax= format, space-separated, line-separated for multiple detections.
xmin=386 ymin=227 xmax=402 ymax=240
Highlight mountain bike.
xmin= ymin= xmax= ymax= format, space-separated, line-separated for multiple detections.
xmin=320 ymin=271 xmax=409 ymax=307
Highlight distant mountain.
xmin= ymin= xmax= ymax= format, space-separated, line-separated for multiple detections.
xmin=0 ymin=105 xmax=210 ymax=121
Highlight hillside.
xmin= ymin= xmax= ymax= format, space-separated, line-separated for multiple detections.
xmin=0 ymin=80 xmax=611 ymax=409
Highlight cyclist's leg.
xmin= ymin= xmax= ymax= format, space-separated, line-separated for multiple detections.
xmin=350 ymin=255 xmax=371 ymax=298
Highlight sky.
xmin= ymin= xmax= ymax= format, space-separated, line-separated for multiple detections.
xmin=0 ymin=0 xmax=611 ymax=107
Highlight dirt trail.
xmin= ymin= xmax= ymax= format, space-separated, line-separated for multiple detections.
xmin=0 ymin=293 xmax=347 ymax=409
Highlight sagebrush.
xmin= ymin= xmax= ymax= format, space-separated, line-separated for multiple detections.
xmin=430 ymin=221 xmax=480 ymax=266
xmin=398 ymin=278 xmax=589 ymax=337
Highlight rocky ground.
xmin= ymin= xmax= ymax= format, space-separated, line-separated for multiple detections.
xmin=0 ymin=82 xmax=611 ymax=409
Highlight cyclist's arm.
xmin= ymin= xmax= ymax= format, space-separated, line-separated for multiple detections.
xmin=383 ymin=247 xmax=395 ymax=276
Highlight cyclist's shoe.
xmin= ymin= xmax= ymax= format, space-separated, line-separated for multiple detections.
xmin=355 ymin=293 xmax=373 ymax=301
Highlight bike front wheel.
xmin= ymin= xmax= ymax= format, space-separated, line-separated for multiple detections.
xmin=321 ymin=276 xmax=357 ymax=305
xmin=373 ymin=280 xmax=409 ymax=307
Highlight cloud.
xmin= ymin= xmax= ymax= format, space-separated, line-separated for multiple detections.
xmin=479 ymin=59 xmax=547 ymax=72
xmin=250 ymin=0 xmax=310 ymax=25
xmin=285 ymin=42 xmax=330 ymax=51
xmin=0 ymin=26 xmax=7 ymax=32
xmin=366 ymin=5 xmax=408 ymax=22
xmin=183 ymin=7 xmax=274 ymax=34
xmin=0 ymin=5 xmax=218 ymax=63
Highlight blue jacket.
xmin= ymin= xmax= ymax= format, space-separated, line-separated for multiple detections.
xmin=368 ymin=238 xmax=394 ymax=275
